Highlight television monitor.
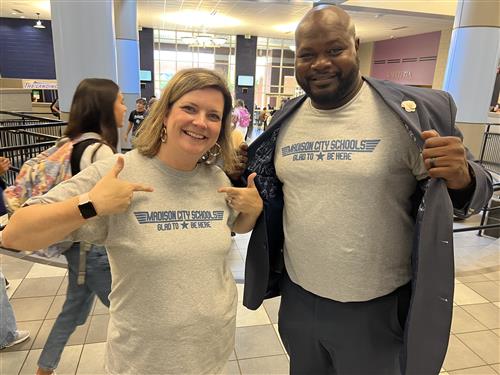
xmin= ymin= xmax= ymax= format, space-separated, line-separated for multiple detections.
xmin=237 ymin=75 xmax=254 ymax=86
xmin=140 ymin=70 xmax=152 ymax=82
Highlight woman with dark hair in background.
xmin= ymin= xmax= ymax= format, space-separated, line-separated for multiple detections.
xmin=35 ymin=78 xmax=127 ymax=375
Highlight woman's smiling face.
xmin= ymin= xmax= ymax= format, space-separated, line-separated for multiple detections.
xmin=161 ymin=88 xmax=224 ymax=169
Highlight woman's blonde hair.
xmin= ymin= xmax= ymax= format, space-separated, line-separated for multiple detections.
xmin=134 ymin=68 xmax=235 ymax=170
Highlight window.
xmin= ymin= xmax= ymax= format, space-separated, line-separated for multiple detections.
xmin=153 ymin=30 xmax=236 ymax=98
xmin=254 ymin=37 xmax=296 ymax=110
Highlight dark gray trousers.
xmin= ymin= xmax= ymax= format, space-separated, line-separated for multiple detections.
xmin=278 ymin=273 xmax=410 ymax=375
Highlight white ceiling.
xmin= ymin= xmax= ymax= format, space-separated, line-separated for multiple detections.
xmin=1 ymin=0 xmax=456 ymax=43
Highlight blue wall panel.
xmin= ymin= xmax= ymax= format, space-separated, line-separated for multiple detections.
xmin=0 ymin=18 xmax=56 ymax=79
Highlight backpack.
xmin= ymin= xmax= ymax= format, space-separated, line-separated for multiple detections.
xmin=235 ymin=107 xmax=251 ymax=128
xmin=3 ymin=136 xmax=99 ymax=213
xmin=2 ymin=137 xmax=100 ymax=257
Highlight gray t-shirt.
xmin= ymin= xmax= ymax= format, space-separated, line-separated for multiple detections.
xmin=29 ymin=150 xmax=238 ymax=374
xmin=275 ymin=83 xmax=428 ymax=302
xmin=78 ymin=132 xmax=114 ymax=170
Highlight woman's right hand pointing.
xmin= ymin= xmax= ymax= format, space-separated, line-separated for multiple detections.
xmin=89 ymin=156 xmax=154 ymax=216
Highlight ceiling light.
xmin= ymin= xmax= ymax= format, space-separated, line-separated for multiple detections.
xmin=197 ymin=34 xmax=212 ymax=45
xmin=273 ymin=22 xmax=299 ymax=34
xmin=163 ymin=11 xmax=240 ymax=28
xmin=33 ymin=12 xmax=45 ymax=29
xmin=37 ymin=1 xmax=51 ymax=12
xmin=181 ymin=34 xmax=227 ymax=47
xmin=181 ymin=36 xmax=197 ymax=45
xmin=212 ymin=37 xmax=227 ymax=46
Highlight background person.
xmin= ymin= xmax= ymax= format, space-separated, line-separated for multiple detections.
xmin=50 ymin=98 xmax=61 ymax=119
xmin=258 ymin=106 xmax=268 ymax=127
xmin=232 ymin=99 xmax=251 ymax=140
xmin=35 ymin=78 xmax=124 ymax=375
xmin=0 ymin=271 xmax=30 ymax=350
xmin=0 ymin=157 xmax=11 ymax=290
xmin=123 ymin=97 xmax=147 ymax=144
xmin=243 ymin=5 xmax=493 ymax=375
xmin=0 ymin=156 xmax=10 ymax=190
xmin=3 ymin=68 xmax=263 ymax=375
xmin=148 ymin=95 xmax=158 ymax=108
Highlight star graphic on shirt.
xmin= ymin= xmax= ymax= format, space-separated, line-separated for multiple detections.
xmin=316 ymin=152 xmax=325 ymax=160
xmin=181 ymin=221 xmax=189 ymax=229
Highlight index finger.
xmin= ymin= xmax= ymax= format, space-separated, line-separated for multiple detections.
xmin=131 ymin=183 xmax=154 ymax=192
xmin=421 ymin=130 xmax=440 ymax=140
xmin=424 ymin=136 xmax=461 ymax=149
xmin=218 ymin=187 xmax=239 ymax=194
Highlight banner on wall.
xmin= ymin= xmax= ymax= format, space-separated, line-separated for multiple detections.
xmin=22 ymin=79 xmax=58 ymax=90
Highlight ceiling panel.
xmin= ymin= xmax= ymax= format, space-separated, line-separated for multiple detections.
xmin=1 ymin=0 xmax=454 ymax=43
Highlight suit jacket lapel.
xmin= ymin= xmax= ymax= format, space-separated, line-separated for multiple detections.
xmin=365 ymin=77 xmax=425 ymax=150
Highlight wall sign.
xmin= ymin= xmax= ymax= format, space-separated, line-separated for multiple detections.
xmin=22 ymin=79 xmax=58 ymax=90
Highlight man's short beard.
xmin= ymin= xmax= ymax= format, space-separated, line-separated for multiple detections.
xmin=301 ymin=58 xmax=360 ymax=107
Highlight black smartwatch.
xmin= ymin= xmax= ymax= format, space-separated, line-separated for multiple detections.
xmin=78 ymin=193 xmax=98 ymax=219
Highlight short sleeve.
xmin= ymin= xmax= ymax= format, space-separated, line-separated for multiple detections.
xmin=79 ymin=143 xmax=114 ymax=170
xmin=212 ymin=165 xmax=239 ymax=228
xmin=128 ymin=111 xmax=135 ymax=122
xmin=25 ymin=156 xmax=118 ymax=245
xmin=221 ymin=175 xmax=239 ymax=228
xmin=227 ymin=201 xmax=238 ymax=229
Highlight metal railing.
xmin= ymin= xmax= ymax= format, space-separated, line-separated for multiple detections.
xmin=0 ymin=111 xmax=67 ymax=185
xmin=0 ymin=141 xmax=56 ymax=186
xmin=454 ymin=124 xmax=500 ymax=236
xmin=0 ymin=110 xmax=60 ymax=123
xmin=477 ymin=124 xmax=500 ymax=176
xmin=0 ymin=110 xmax=67 ymax=147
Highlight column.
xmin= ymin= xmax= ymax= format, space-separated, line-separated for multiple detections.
xmin=442 ymin=0 xmax=500 ymax=155
xmin=235 ymin=35 xmax=258 ymax=128
xmin=114 ymin=0 xmax=141 ymax=150
xmin=50 ymin=0 xmax=118 ymax=114
xmin=139 ymin=28 xmax=155 ymax=100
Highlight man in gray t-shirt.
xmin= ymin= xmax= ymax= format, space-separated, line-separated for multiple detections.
xmin=244 ymin=5 xmax=492 ymax=375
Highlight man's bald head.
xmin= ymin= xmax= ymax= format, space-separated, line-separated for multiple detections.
xmin=293 ymin=4 xmax=363 ymax=109
xmin=295 ymin=5 xmax=356 ymax=43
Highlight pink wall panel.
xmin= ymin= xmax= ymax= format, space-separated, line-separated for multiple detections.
xmin=370 ymin=31 xmax=441 ymax=86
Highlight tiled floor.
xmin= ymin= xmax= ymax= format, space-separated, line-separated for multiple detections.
xmin=1 ymin=221 xmax=499 ymax=375
xmin=1 ymin=129 xmax=499 ymax=375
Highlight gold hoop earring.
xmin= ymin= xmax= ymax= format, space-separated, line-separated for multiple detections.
xmin=200 ymin=142 xmax=221 ymax=163
xmin=160 ymin=127 xmax=167 ymax=143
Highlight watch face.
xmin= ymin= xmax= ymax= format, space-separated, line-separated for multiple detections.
xmin=79 ymin=201 xmax=97 ymax=219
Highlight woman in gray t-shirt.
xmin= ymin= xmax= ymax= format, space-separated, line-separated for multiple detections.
xmin=3 ymin=68 xmax=262 ymax=374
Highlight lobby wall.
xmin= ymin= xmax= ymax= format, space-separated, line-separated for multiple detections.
xmin=0 ymin=18 xmax=56 ymax=79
